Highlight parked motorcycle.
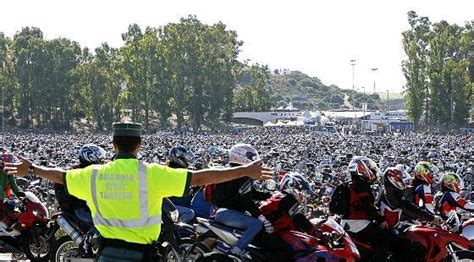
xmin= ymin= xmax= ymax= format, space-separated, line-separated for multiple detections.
xmin=50 ymin=198 xmax=206 ymax=262
xmin=191 ymin=216 xmax=359 ymax=262
xmin=0 ymin=191 xmax=56 ymax=261
xmin=49 ymin=211 xmax=99 ymax=262
xmin=405 ymin=223 xmax=474 ymax=261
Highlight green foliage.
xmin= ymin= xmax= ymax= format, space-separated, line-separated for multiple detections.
xmin=234 ymin=63 xmax=272 ymax=112
xmin=402 ymin=11 xmax=473 ymax=129
xmin=267 ymin=71 xmax=382 ymax=111
xmin=0 ymin=16 xmax=242 ymax=131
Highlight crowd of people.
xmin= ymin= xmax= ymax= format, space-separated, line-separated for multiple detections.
xmin=0 ymin=125 xmax=473 ymax=261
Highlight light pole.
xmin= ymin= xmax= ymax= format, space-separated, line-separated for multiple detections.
xmin=362 ymin=86 xmax=366 ymax=131
xmin=371 ymin=68 xmax=378 ymax=94
xmin=350 ymin=59 xmax=356 ymax=92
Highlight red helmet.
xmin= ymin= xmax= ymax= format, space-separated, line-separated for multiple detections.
xmin=348 ymin=156 xmax=379 ymax=183
xmin=384 ymin=167 xmax=407 ymax=190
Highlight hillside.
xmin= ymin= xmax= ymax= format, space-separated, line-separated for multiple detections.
xmin=267 ymin=71 xmax=384 ymax=111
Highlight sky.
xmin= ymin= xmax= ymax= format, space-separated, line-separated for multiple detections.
xmin=1 ymin=0 xmax=472 ymax=93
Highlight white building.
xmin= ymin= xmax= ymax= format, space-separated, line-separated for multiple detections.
xmin=361 ymin=111 xmax=412 ymax=133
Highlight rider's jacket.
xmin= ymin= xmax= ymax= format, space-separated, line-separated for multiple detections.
xmin=0 ymin=173 xmax=22 ymax=200
xmin=378 ymin=186 xmax=434 ymax=228
xmin=259 ymin=192 xmax=313 ymax=234
xmin=213 ymin=177 xmax=271 ymax=217
xmin=414 ymin=184 xmax=435 ymax=214
xmin=331 ymin=177 xmax=384 ymax=233
xmin=260 ymin=192 xmax=316 ymax=253
xmin=439 ymin=191 xmax=474 ymax=219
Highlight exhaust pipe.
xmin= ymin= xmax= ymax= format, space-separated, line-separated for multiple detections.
xmin=56 ymin=215 xmax=84 ymax=245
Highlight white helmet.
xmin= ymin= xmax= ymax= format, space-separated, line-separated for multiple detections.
xmin=229 ymin=144 xmax=259 ymax=165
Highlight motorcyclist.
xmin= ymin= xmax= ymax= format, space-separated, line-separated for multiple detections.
xmin=261 ymin=173 xmax=315 ymax=234
xmin=329 ymin=156 xmax=392 ymax=261
xmin=0 ymin=153 xmax=24 ymax=200
xmin=211 ymin=144 xmax=272 ymax=258
xmin=54 ymin=144 xmax=105 ymax=223
xmin=412 ymin=161 xmax=437 ymax=214
xmin=166 ymin=145 xmax=196 ymax=223
xmin=0 ymin=153 xmax=25 ymax=221
xmin=438 ymin=172 xmax=474 ymax=220
xmin=260 ymin=172 xmax=327 ymax=259
xmin=379 ymin=167 xmax=439 ymax=228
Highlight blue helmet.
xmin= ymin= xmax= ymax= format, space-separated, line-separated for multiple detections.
xmin=79 ymin=144 xmax=106 ymax=165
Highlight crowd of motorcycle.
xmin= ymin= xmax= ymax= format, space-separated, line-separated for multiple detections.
xmin=0 ymin=126 xmax=473 ymax=261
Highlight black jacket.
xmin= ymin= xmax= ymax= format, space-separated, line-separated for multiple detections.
xmin=55 ymin=164 xmax=90 ymax=214
xmin=394 ymin=186 xmax=434 ymax=222
xmin=330 ymin=177 xmax=385 ymax=224
xmin=213 ymin=177 xmax=271 ymax=217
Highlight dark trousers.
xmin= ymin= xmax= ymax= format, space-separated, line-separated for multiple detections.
xmin=253 ymin=231 xmax=293 ymax=262
xmin=98 ymin=246 xmax=144 ymax=262
xmin=98 ymin=239 xmax=154 ymax=262
xmin=351 ymin=224 xmax=424 ymax=262
xmin=351 ymin=224 xmax=392 ymax=261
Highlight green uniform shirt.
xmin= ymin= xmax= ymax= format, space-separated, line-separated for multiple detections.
xmin=65 ymin=153 xmax=191 ymax=244
xmin=0 ymin=173 xmax=21 ymax=199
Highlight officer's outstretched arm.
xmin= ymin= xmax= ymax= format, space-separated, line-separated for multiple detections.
xmin=190 ymin=159 xmax=273 ymax=186
xmin=4 ymin=156 xmax=65 ymax=184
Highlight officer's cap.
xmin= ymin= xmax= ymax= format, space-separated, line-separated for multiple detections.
xmin=112 ymin=122 xmax=142 ymax=137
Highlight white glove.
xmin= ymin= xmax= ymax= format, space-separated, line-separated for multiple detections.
xmin=258 ymin=215 xmax=274 ymax=234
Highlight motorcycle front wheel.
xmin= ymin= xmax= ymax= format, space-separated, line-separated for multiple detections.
xmin=51 ymin=235 xmax=81 ymax=262
xmin=23 ymin=232 xmax=54 ymax=262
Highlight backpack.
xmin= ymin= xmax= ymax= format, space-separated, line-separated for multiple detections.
xmin=329 ymin=183 xmax=350 ymax=216
xmin=203 ymin=184 xmax=216 ymax=203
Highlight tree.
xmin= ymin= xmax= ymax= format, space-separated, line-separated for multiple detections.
xmin=13 ymin=27 xmax=47 ymax=128
xmin=0 ymin=33 xmax=18 ymax=125
xmin=402 ymin=11 xmax=431 ymax=127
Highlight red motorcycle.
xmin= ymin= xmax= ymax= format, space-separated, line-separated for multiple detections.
xmin=0 ymin=191 xmax=56 ymax=261
xmin=292 ymin=217 xmax=360 ymax=261
xmin=461 ymin=218 xmax=474 ymax=241
xmin=405 ymin=223 xmax=474 ymax=262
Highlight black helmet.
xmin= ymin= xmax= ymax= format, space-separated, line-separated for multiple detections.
xmin=168 ymin=145 xmax=195 ymax=168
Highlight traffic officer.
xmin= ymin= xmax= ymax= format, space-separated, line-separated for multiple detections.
xmin=5 ymin=122 xmax=272 ymax=262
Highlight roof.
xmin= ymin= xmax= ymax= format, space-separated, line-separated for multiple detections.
xmin=322 ymin=111 xmax=371 ymax=119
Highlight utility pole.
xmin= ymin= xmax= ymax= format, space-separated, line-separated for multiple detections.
xmin=350 ymin=59 xmax=356 ymax=92
xmin=350 ymin=59 xmax=356 ymax=113
xmin=371 ymin=68 xmax=378 ymax=94
xmin=362 ymin=86 xmax=366 ymax=131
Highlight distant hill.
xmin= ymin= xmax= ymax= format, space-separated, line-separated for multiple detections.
xmin=266 ymin=71 xmax=383 ymax=111
xmin=377 ymin=92 xmax=404 ymax=101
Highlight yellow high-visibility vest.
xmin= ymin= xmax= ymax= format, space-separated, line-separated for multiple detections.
xmin=66 ymin=157 xmax=190 ymax=244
